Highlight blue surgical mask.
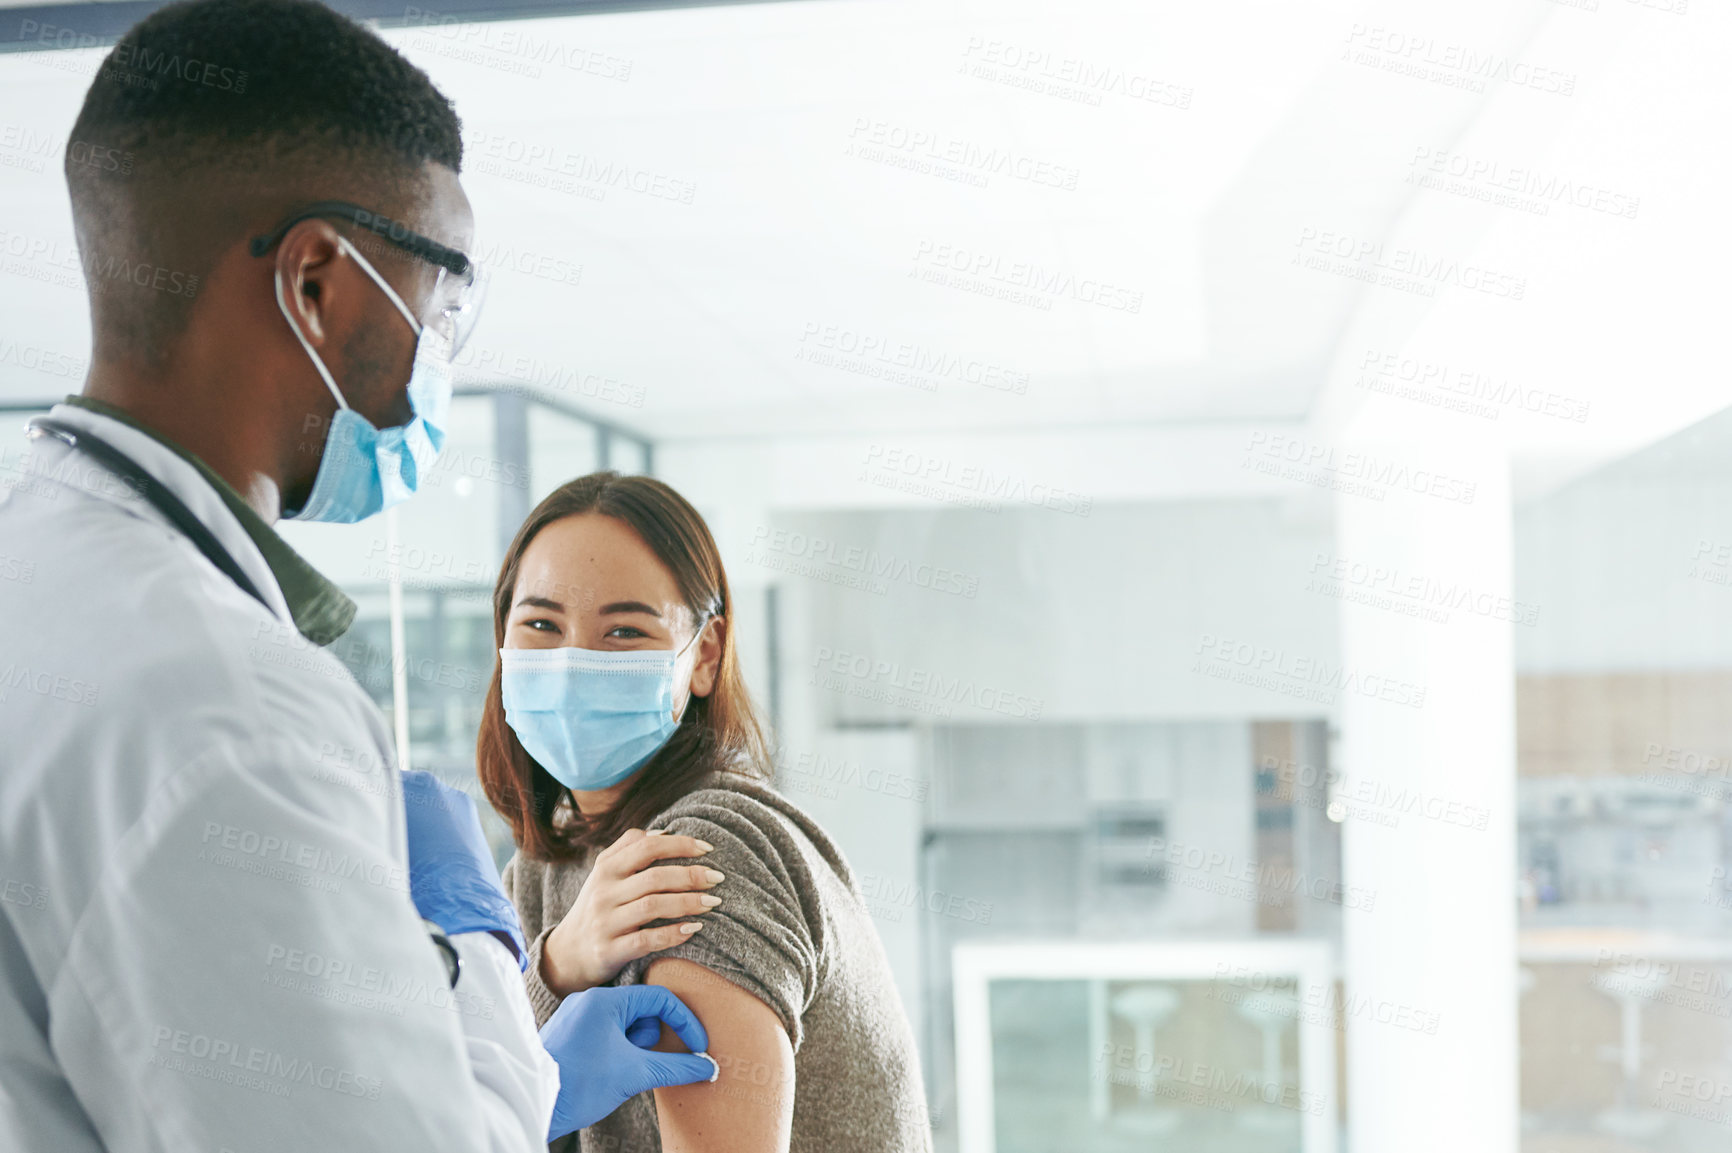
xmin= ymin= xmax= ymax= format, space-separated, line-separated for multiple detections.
xmin=499 ymin=630 xmax=704 ymax=791
xmin=277 ymin=237 xmax=454 ymax=524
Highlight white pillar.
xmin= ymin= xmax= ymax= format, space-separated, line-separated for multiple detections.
xmin=1334 ymin=431 xmax=1518 ymax=1152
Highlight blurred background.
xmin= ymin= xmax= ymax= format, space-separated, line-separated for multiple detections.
xmin=4 ymin=0 xmax=1731 ymax=1149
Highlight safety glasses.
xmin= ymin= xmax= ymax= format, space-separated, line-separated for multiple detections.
xmin=249 ymin=200 xmax=488 ymax=357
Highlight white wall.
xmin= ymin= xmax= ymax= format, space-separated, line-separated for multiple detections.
xmin=1515 ymin=411 xmax=1732 ymax=673
xmin=672 ymin=494 xmax=1344 ymax=727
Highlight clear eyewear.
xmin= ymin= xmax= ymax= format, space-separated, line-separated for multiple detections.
xmin=249 ymin=199 xmax=487 ymax=357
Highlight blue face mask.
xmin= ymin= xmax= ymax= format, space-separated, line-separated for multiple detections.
xmin=499 ymin=630 xmax=704 ymax=792
xmin=277 ymin=237 xmax=454 ymax=524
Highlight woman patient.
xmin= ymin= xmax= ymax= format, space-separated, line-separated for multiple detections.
xmin=478 ymin=472 xmax=932 ymax=1153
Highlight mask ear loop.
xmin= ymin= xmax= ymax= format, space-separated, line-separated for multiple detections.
xmin=340 ymin=235 xmax=424 ymax=335
xmin=670 ymin=612 xmax=714 ymax=724
xmin=274 ymin=235 xmax=423 ymax=413
xmin=274 ymin=265 xmax=349 ymax=412
xmin=675 ymin=613 xmax=711 ymax=660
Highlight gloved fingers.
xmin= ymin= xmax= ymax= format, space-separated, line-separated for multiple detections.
xmin=613 ymin=984 xmax=709 ymax=1054
xmin=628 ymin=1050 xmax=721 ymax=1096
xmin=624 ymin=1015 xmax=662 ymax=1049
xmin=399 ymin=769 xmax=436 ymax=806
xmin=409 ymin=871 xmax=526 ymax=961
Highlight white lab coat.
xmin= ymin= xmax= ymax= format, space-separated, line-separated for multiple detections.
xmin=0 ymin=403 xmax=559 ymax=1152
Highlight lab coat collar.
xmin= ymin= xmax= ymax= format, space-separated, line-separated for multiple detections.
xmin=31 ymin=400 xmax=354 ymax=645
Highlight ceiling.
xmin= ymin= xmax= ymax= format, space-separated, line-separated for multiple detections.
xmin=1 ymin=0 xmax=1727 ymax=496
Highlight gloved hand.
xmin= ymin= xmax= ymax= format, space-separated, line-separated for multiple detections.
xmin=400 ymin=770 xmax=526 ymax=968
xmin=541 ymin=984 xmax=720 ymax=1140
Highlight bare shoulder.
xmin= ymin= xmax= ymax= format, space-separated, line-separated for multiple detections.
xmin=646 ymin=956 xmax=795 ymax=1153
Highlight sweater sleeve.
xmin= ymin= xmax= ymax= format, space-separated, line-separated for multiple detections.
xmin=615 ymin=791 xmax=824 ymax=1052
xmin=522 ymin=925 xmax=566 ymax=1029
xmin=501 ymin=853 xmax=567 ymax=1029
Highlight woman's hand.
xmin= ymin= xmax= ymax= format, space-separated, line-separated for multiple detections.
xmin=540 ymin=828 xmax=725 ymax=998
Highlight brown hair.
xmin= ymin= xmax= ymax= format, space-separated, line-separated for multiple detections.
xmin=476 ymin=471 xmax=772 ymax=860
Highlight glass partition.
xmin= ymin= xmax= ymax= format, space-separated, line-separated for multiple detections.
xmin=279 ymin=386 xmax=654 ymax=864
xmin=954 ymin=941 xmax=1338 ymax=1153
xmin=1514 ymin=406 xmax=1732 ymax=1148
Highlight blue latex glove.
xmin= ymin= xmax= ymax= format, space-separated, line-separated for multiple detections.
xmin=541 ymin=985 xmax=720 ymax=1140
xmin=400 ymin=770 xmax=526 ymax=968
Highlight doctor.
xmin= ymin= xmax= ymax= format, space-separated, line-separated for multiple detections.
xmin=0 ymin=1 xmax=719 ymax=1150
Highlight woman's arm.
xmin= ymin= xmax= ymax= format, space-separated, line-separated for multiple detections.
xmin=645 ymin=957 xmax=796 ymax=1153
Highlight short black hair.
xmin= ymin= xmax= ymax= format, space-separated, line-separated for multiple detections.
xmin=65 ymin=0 xmax=464 ymax=365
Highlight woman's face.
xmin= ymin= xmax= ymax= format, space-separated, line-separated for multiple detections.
xmin=504 ymin=512 xmax=722 ymax=719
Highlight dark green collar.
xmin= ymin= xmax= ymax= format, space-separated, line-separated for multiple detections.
xmin=62 ymin=395 xmax=356 ymax=647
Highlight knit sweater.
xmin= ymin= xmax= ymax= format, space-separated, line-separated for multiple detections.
xmin=500 ymin=771 xmax=932 ymax=1153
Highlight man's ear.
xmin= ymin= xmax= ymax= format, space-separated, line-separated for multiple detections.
xmin=273 ymin=221 xmax=347 ymax=350
xmin=690 ymin=616 xmax=725 ymax=699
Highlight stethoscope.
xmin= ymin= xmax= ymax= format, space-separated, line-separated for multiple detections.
xmin=25 ymin=415 xmax=272 ymax=613
xmin=23 ymin=414 xmax=467 ymax=987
